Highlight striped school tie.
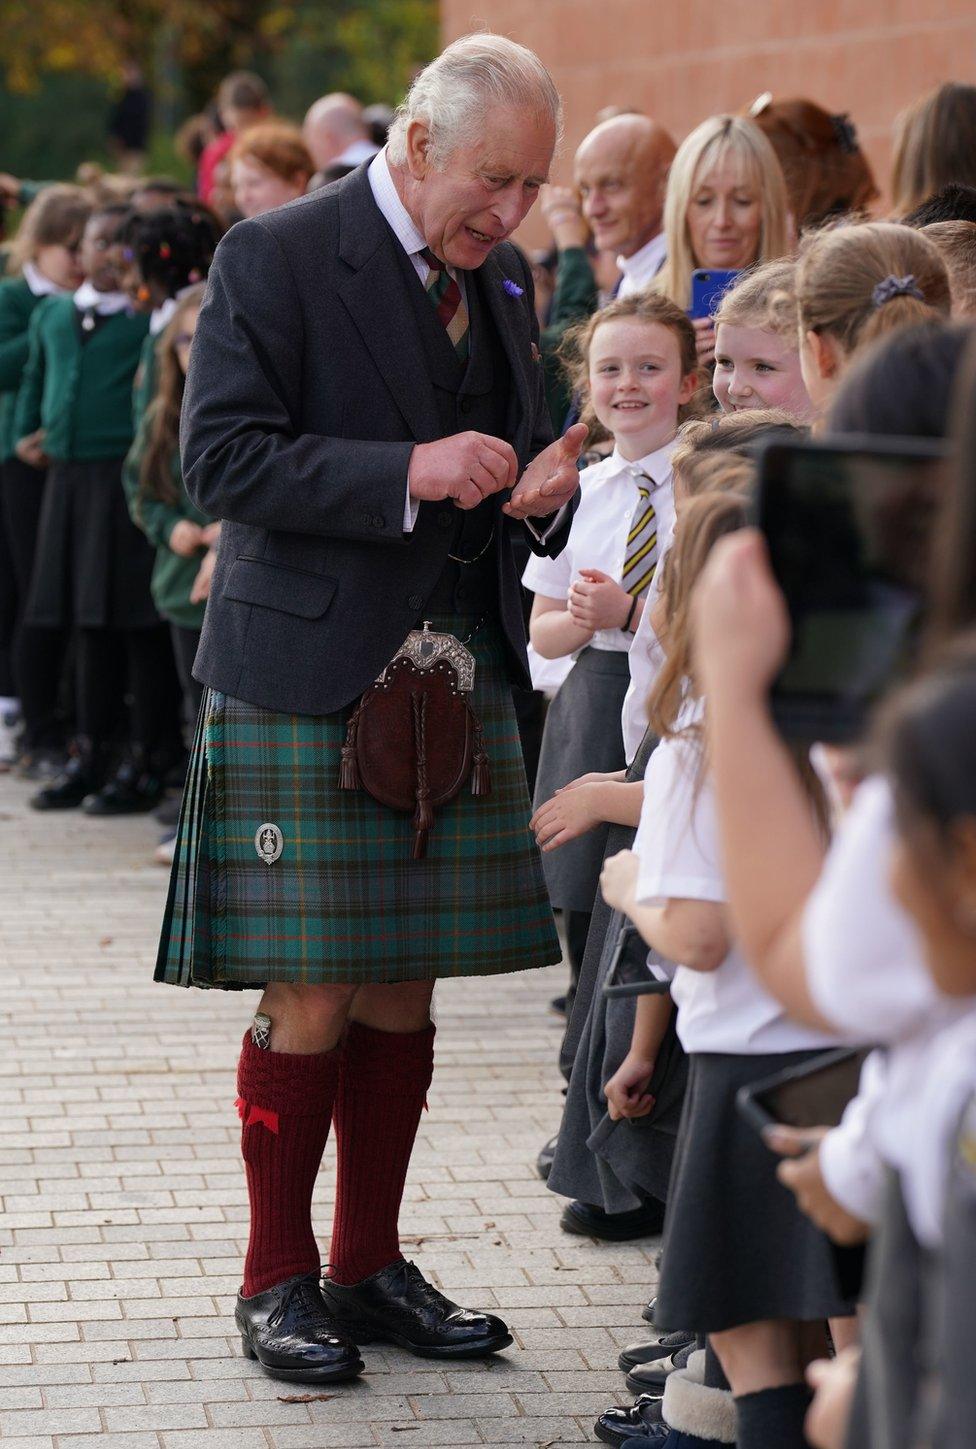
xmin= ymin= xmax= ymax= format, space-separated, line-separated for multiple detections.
xmin=622 ymin=473 xmax=659 ymax=599
xmin=420 ymin=247 xmax=470 ymax=360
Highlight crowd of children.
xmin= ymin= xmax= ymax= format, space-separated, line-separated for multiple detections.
xmin=3 ymin=64 xmax=976 ymax=1449
xmin=523 ymin=79 xmax=976 ymax=1449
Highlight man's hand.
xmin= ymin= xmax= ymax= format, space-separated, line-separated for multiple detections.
xmin=504 ymin=422 xmax=586 ymax=521
xmin=408 ymin=431 xmax=517 ymax=511
xmin=0 ymin=173 xmax=21 ymax=206
xmin=540 ymin=184 xmax=589 ymax=251
xmin=569 ymin=568 xmax=633 ymax=632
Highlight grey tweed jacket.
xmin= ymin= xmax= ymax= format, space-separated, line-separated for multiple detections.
xmin=180 ymin=164 xmax=577 ymax=716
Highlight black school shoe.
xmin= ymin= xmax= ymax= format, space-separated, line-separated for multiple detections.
xmin=619 ymin=1328 xmax=695 ymax=1372
xmin=560 ymin=1198 xmax=666 ymax=1241
xmin=30 ymin=742 xmax=108 ymax=811
xmin=82 ymin=752 xmax=167 ymax=816
xmin=594 ymin=1393 xmax=664 ymax=1446
xmin=236 ymin=1271 xmax=365 ymax=1384
xmin=319 ymin=1258 xmax=512 ymax=1359
xmin=625 ymin=1341 xmax=695 ymax=1395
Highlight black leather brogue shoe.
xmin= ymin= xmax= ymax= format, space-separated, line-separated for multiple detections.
xmin=236 ymin=1271 xmax=365 ymax=1383
xmin=593 ymin=1393 xmax=665 ymax=1446
xmin=320 ymin=1258 xmax=513 ymax=1359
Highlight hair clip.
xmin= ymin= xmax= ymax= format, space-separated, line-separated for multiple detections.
xmin=748 ymin=92 xmax=773 ymax=117
xmin=188 ymin=268 xmax=202 ymax=283
xmin=831 ymin=113 xmax=859 ymax=155
xmin=872 ymin=274 xmax=924 ymax=308
xmin=159 ymin=241 xmax=172 ymax=259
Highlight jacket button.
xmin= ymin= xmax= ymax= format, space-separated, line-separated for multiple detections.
xmin=373 ymin=514 xmax=386 ymax=529
xmin=407 ymin=593 xmax=424 ymax=610
xmin=459 ymin=398 xmax=473 ymax=414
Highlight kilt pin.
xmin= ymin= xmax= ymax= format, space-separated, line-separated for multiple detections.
xmin=153 ymin=154 xmax=577 ymax=1382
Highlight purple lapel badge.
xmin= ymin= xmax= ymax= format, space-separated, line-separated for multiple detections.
xmin=502 ymin=277 xmax=524 ymax=298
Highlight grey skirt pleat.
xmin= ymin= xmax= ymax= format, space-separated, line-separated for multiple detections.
xmin=533 ymin=646 xmax=630 ymax=912
xmin=655 ymin=1051 xmax=859 ymax=1334
xmin=547 ymin=727 xmax=687 ymax=1213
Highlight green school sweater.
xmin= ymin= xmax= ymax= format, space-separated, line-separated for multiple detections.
xmin=123 ymin=409 xmax=213 ymax=629
xmin=14 ymin=296 xmax=149 ymax=461
xmin=132 ymin=328 xmax=159 ymax=433
xmin=0 ymin=276 xmax=45 ymax=461
xmin=540 ymin=246 xmax=598 ymax=432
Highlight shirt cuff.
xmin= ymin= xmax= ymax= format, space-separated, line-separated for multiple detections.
xmin=819 ymin=1064 xmax=887 ymax=1225
xmin=524 ymin=503 xmax=568 ymax=543
xmin=403 ymin=481 xmax=420 ymax=533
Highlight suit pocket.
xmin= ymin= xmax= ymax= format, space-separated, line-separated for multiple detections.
xmin=223 ymin=556 xmax=338 ymax=619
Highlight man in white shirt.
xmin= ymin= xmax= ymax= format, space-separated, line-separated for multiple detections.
xmin=575 ymin=113 xmax=676 ymax=297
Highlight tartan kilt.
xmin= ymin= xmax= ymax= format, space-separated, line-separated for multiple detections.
xmin=154 ymin=617 xmax=561 ymax=989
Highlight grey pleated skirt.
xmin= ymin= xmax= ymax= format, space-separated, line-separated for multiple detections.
xmin=532 ymin=646 xmax=630 ymax=912
xmin=655 ymin=1051 xmax=859 ymax=1334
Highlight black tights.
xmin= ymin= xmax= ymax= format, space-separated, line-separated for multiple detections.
xmin=77 ymin=625 xmax=182 ymax=756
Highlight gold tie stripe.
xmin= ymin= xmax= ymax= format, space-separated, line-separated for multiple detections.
xmin=621 ymin=477 xmax=659 ymax=599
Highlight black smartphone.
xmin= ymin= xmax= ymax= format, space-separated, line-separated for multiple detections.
xmin=757 ymin=435 xmax=949 ymax=743
xmin=736 ymin=1047 xmax=870 ymax=1138
xmin=602 ymin=923 xmax=674 ymax=998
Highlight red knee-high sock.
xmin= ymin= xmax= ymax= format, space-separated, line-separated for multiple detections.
xmin=328 ymin=1020 xmax=435 ymax=1286
xmin=237 ymin=1032 xmax=342 ymax=1297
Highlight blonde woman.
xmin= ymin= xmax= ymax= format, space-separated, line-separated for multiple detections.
xmin=656 ymin=114 xmax=790 ymax=363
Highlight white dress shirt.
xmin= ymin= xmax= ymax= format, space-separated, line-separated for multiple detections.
xmin=522 ymin=439 xmax=678 ymax=653
xmin=635 ymin=718 xmax=840 ymax=1057
xmin=802 ymin=774 xmax=971 ymax=1245
xmin=616 ymin=233 xmax=667 ymax=298
xmin=367 ymin=148 xmax=564 ymax=543
xmin=335 ymin=138 xmax=380 ymax=168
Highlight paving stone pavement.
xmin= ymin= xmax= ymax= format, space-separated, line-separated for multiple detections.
xmin=0 ymin=768 xmax=662 ymax=1447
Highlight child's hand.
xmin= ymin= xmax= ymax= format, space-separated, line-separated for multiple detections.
xmin=767 ymin=1127 xmax=871 ymax=1245
xmin=169 ymin=521 xmax=206 ymax=558
xmin=600 ymin=848 xmax=640 ymax=911
xmin=568 ymin=569 xmax=633 ymax=632
xmin=200 ymin=522 xmax=222 ymax=547
xmin=190 ymin=547 xmax=217 ymax=604
xmin=693 ymin=529 xmax=791 ymax=702
xmin=604 ymin=1049 xmax=656 ymax=1121
xmin=562 ymin=769 xmax=626 ymax=789
xmin=531 ymin=781 xmax=604 ymax=851
xmin=692 ymin=315 xmax=716 ymax=365
xmin=805 ymin=1347 xmax=861 ymax=1449
xmin=15 ymin=429 xmax=48 ymax=469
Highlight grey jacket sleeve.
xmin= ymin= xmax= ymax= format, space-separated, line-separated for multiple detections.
xmin=180 ymin=219 xmax=414 ymax=544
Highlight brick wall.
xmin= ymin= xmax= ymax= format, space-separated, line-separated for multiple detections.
xmin=441 ymin=0 xmax=976 ymax=246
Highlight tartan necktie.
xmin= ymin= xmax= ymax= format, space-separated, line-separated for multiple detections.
xmin=622 ymin=473 xmax=659 ymax=599
xmin=420 ymin=247 xmax=470 ymax=360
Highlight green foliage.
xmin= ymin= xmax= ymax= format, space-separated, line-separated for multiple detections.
xmin=0 ymin=0 xmax=438 ymax=180
xmin=0 ymin=71 xmax=114 ymax=181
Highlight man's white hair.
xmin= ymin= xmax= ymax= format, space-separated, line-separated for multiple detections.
xmin=386 ymin=33 xmax=562 ymax=168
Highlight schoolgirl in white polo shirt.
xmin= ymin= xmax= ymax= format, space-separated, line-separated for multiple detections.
xmin=523 ymin=292 xmax=697 ymax=991
xmin=601 ymin=490 xmax=854 ymax=1449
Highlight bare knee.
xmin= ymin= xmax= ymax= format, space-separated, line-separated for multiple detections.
xmin=349 ymin=979 xmax=435 ymax=1032
xmin=259 ymin=981 xmax=358 ymax=1052
xmin=709 ymin=1321 xmax=805 ymax=1396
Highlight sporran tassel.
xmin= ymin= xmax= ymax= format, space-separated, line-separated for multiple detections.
xmin=471 ymin=717 xmax=491 ymax=796
xmin=338 ymin=711 xmax=361 ymax=790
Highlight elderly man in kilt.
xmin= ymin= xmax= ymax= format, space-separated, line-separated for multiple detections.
xmin=155 ymin=35 xmax=583 ymax=1385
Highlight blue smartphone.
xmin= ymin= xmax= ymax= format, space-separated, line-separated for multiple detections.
xmin=689 ymin=267 xmax=740 ymax=321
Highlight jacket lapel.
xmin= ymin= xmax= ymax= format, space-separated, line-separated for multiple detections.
xmin=335 ymin=171 xmax=441 ymax=443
